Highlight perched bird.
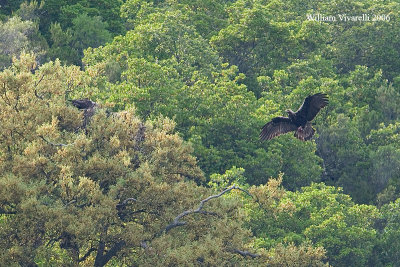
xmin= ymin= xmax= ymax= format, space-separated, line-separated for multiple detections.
xmin=70 ymin=99 xmax=97 ymax=110
xmin=260 ymin=93 xmax=328 ymax=141
xmin=70 ymin=99 xmax=98 ymax=128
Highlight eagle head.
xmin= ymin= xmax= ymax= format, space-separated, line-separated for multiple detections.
xmin=285 ymin=109 xmax=296 ymax=119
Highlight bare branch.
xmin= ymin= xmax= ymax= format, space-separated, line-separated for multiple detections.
xmin=138 ymin=186 xmax=256 ymax=258
xmin=35 ymin=75 xmax=45 ymax=87
xmin=34 ymin=75 xmax=45 ymax=100
xmin=34 ymin=89 xmax=44 ymax=100
xmin=46 ymin=237 xmax=60 ymax=247
xmin=14 ymin=93 xmax=20 ymax=112
xmin=39 ymin=135 xmax=73 ymax=147
xmin=232 ymin=248 xmax=260 ymax=258
xmin=119 ymin=198 xmax=137 ymax=206
xmin=163 ymin=185 xmax=252 ymax=234
xmin=65 ymin=199 xmax=77 ymax=207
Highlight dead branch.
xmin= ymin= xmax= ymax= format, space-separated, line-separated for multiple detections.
xmin=34 ymin=75 xmax=45 ymax=100
xmin=39 ymin=135 xmax=73 ymax=147
xmin=163 ymin=185 xmax=253 ymax=234
xmin=138 ymin=186 xmax=257 ymax=260
xmin=46 ymin=237 xmax=60 ymax=247
xmin=232 ymin=248 xmax=260 ymax=258
xmin=119 ymin=198 xmax=137 ymax=206
xmin=34 ymin=89 xmax=44 ymax=100
xmin=65 ymin=199 xmax=77 ymax=207
xmin=34 ymin=75 xmax=45 ymax=88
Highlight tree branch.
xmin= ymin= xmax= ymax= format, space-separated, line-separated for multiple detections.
xmin=94 ymin=241 xmax=106 ymax=266
xmin=78 ymin=247 xmax=96 ymax=262
xmin=94 ymin=240 xmax=126 ymax=267
xmin=117 ymin=198 xmax=137 ymax=207
xmin=34 ymin=89 xmax=44 ymax=100
xmin=138 ymin=186 xmax=257 ymax=259
xmin=0 ymin=207 xmax=16 ymax=215
xmin=65 ymin=199 xmax=77 ymax=207
xmin=116 ymin=198 xmax=138 ymax=220
xmin=39 ymin=135 xmax=73 ymax=147
xmin=100 ymin=240 xmax=126 ymax=266
xmin=232 ymin=248 xmax=260 ymax=258
xmin=162 ymin=185 xmax=252 ymax=234
xmin=34 ymin=74 xmax=45 ymax=100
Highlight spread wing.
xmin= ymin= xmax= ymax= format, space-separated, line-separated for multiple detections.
xmin=260 ymin=117 xmax=297 ymax=141
xmin=296 ymin=93 xmax=328 ymax=121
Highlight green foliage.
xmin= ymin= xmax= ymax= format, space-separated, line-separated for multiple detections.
xmin=83 ymin=6 xmax=325 ymax=189
xmin=1 ymin=0 xmax=400 ymax=265
xmin=0 ymin=0 xmax=24 ymax=18
xmin=267 ymin=242 xmax=328 ymax=267
xmin=377 ymin=199 xmax=400 ymax=266
xmin=248 ymin=180 xmax=378 ymax=267
xmin=0 ymin=16 xmax=47 ymax=69
xmin=39 ymin=0 xmax=125 ymax=37
xmin=211 ymin=0 xmax=300 ymax=96
xmin=49 ymin=13 xmax=112 ymax=66
xmin=0 ymin=54 xmax=262 ymax=266
xmin=15 ymin=1 xmax=44 ymax=22
xmin=208 ymin=166 xmax=247 ymax=190
xmin=297 ymin=185 xmax=378 ymax=267
xmin=2 ymin=0 xmax=125 ymax=68
xmin=121 ymin=0 xmax=229 ymax=38
xmin=317 ymin=114 xmax=374 ymax=203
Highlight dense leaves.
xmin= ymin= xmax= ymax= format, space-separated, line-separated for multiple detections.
xmin=1 ymin=0 xmax=400 ymax=266
xmin=0 ymin=54 xmax=260 ymax=266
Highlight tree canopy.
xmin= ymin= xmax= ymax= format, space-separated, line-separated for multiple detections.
xmin=1 ymin=0 xmax=400 ymax=265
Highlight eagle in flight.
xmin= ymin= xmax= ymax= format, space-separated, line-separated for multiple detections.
xmin=260 ymin=93 xmax=328 ymax=141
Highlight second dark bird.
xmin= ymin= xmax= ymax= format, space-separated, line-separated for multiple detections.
xmin=260 ymin=93 xmax=328 ymax=141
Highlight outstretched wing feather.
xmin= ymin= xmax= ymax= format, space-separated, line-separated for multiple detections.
xmin=296 ymin=93 xmax=329 ymax=121
xmin=260 ymin=117 xmax=297 ymax=140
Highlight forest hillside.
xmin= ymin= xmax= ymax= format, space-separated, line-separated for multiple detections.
xmin=1 ymin=0 xmax=400 ymax=266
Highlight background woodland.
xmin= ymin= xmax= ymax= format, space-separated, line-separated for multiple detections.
xmin=1 ymin=0 xmax=400 ymax=266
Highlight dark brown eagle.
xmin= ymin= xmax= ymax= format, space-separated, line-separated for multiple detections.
xmin=70 ymin=99 xmax=97 ymax=110
xmin=70 ymin=99 xmax=98 ymax=128
xmin=260 ymin=93 xmax=328 ymax=141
